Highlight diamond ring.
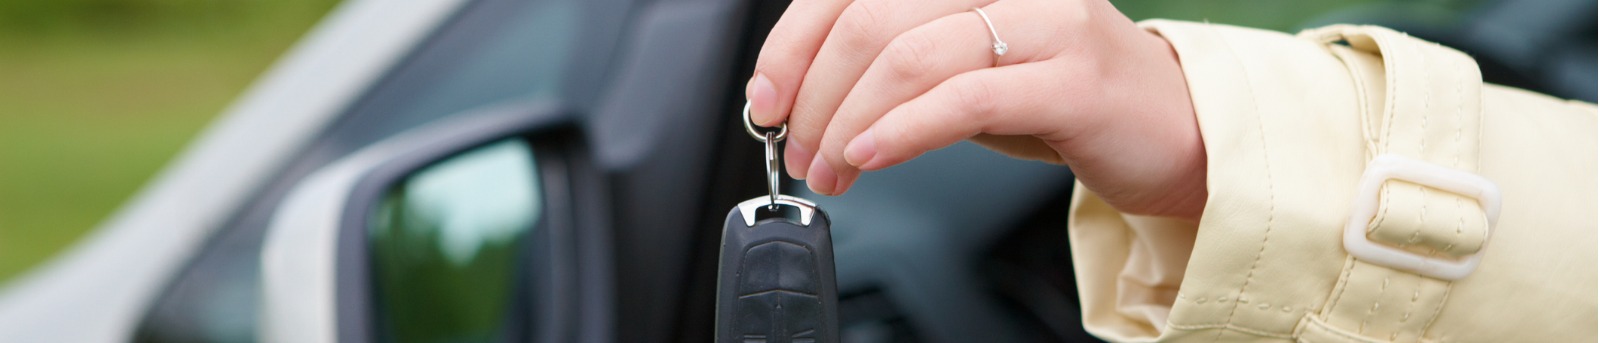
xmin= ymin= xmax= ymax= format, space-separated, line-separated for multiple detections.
xmin=971 ymin=7 xmax=1007 ymax=66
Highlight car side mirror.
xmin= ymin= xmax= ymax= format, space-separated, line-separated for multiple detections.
xmin=259 ymin=100 xmax=610 ymax=343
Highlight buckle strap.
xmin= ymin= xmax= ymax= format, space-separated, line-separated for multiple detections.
xmin=1343 ymin=155 xmax=1500 ymax=281
xmin=1296 ymin=25 xmax=1498 ymax=342
xmin=1300 ymin=25 xmax=1483 ymax=168
xmin=1300 ymin=25 xmax=1494 ymax=267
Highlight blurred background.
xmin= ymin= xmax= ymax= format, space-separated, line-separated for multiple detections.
xmin=0 ymin=0 xmax=340 ymax=282
xmin=0 ymin=0 xmax=1591 ymax=285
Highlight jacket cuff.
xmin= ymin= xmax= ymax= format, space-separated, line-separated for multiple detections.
xmin=1069 ymin=186 xmax=1198 ymax=341
xmin=1067 ymin=19 xmax=1361 ymax=341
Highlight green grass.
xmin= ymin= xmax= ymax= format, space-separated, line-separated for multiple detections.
xmin=0 ymin=0 xmax=338 ymax=283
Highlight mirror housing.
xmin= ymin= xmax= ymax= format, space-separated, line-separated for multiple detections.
xmin=259 ymin=100 xmax=611 ymax=342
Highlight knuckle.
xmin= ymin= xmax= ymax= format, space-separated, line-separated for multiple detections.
xmin=947 ymin=76 xmax=996 ymax=119
xmin=881 ymin=119 xmax=919 ymax=152
xmin=834 ymin=0 xmax=893 ymax=50
xmin=879 ymin=33 xmax=940 ymax=82
xmin=902 ymin=113 xmax=946 ymax=151
xmin=756 ymin=33 xmax=818 ymax=74
xmin=757 ymin=28 xmax=803 ymax=60
xmin=1064 ymin=0 xmax=1094 ymax=21
xmin=788 ymin=99 xmax=831 ymax=141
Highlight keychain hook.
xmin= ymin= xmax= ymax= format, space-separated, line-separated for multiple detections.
xmin=743 ymin=101 xmax=787 ymax=142
xmin=764 ymin=132 xmax=781 ymax=210
xmin=744 ymin=101 xmax=787 ymax=211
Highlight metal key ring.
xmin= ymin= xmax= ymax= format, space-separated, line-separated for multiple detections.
xmin=743 ymin=101 xmax=787 ymax=142
xmin=764 ymin=131 xmax=781 ymax=210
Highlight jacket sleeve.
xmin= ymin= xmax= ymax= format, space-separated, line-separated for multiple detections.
xmin=1068 ymin=19 xmax=1597 ymax=342
xmin=1066 ymin=19 xmax=1362 ymax=341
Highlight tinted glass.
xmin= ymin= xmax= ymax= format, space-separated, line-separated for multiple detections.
xmin=369 ymin=139 xmax=541 ymax=342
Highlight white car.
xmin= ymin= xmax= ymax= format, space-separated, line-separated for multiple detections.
xmin=0 ymin=0 xmax=1086 ymax=341
xmin=9 ymin=0 xmax=1581 ymax=341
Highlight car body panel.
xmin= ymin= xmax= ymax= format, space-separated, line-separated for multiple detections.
xmin=0 ymin=0 xmax=468 ymax=340
xmin=0 ymin=0 xmax=1102 ymax=340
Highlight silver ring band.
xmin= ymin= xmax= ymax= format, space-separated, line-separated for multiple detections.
xmin=764 ymin=131 xmax=781 ymax=209
xmin=743 ymin=100 xmax=787 ymax=142
xmin=971 ymin=7 xmax=1008 ymax=65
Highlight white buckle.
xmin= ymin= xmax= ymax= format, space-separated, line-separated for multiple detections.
xmin=1344 ymin=154 xmax=1502 ymax=281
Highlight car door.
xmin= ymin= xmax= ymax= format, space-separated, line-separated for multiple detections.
xmin=186 ymin=0 xmax=1095 ymax=340
xmin=34 ymin=0 xmax=1097 ymax=340
xmin=124 ymin=0 xmax=766 ymax=341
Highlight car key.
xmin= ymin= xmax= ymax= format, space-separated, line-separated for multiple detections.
xmin=715 ymin=101 xmax=839 ymax=343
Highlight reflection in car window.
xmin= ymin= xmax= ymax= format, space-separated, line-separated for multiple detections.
xmin=134 ymin=0 xmax=588 ymax=341
xmin=369 ymin=139 xmax=540 ymax=342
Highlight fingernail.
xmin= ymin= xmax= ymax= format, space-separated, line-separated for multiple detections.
xmin=806 ymin=154 xmax=837 ymax=195
xmin=747 ymin=73 xmax=778 ymax=126
xmin=843 ymin=131 xmax=877 ymax=168
xmin=785 ymin=139 xmax=813 ymax=180
xmin=833 ymin=171 xmax=857 ymax=195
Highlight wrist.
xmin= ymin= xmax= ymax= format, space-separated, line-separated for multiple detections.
xmin=1127 ymin=30 xmax=1207 ymax=221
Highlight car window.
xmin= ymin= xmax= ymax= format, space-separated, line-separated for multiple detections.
xmin=368 ymin=139 xmax=541 ymax=342
xmin=133 ymin=0 xmax=597 ymax=341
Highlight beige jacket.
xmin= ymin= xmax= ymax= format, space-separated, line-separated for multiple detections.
xmin=1068 ymin=20 xmax=1597 ymax=342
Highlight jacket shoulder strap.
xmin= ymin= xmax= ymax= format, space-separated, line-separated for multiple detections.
xmin=1293 ymin=25 xmax=1495 ymax=343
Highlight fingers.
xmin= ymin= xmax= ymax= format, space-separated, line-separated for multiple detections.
xmin=842 ymin=62 xmax=1076 ymax=172
xmin=787 ymin=0 xmax=993 ymax=183
xmin=746 ymin=0 xmax=854 ymax=128
xmin=783 ymin=137 xmax=815 ymax=180
xmin=811 ymin=1 xmax=1057 ymax=194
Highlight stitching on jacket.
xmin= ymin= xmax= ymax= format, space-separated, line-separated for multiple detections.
xmin=1370 ymin=29 xmax=1402 ymax=236
xmin=1324 ymin=258 xmax=1357 ymax=319
xmin=1371 ymin=38 xmax=1395 ymax=232
xmin=1418 ymin=283 xmax=1453 ymax=340
xmin=1344 ymin=43 xmax=1380 ymax=158
xmin=1379 ymin=30 xmax=1400 ymax=156
xmin=1371 ymin=30 xmax=1404 ymax=236
xmin=1303 ymin=316 xmax=1386 ymax=343
xmin=1202 ymin=22 xmax=1279 ymax=343
xmin=1337 ymin=33 xmax=1388 ymax=236
xmin=1370 ymin=184 xmax=1393 ymax=235
xmin=1401 ymin=287 xmax=1419 ymax=323
xmin=1411 ymin=184 xmax=1428 ymax=247
xmin=1318 ymin=39 xmax=1364 ymax=310
xmin=1418 ymin=39 xmax=1431 ymax=156
xmin=1369 ymin=185 xmax=1395 ymax=235
xmin=1358 ymin=276 xmax=1389 ymax=334
xmin=1412 ymin=187 xmax=1428 ymax=246
xmin=1410 ymin=40 xmax=1432 ymax=249
xmin=1168 ymin=322 xmax=1296 ymax=339
xmin=1449 ymin=45 xmax=1465 ymax=255
xmin=1472 ymin=57 xmax=1483 ymax=195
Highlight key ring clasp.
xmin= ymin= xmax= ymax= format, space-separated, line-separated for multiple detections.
xmin=743 ymin=101 xmax=787 ymax=142
xmin=763 ymin=131 xmax=781 ymax=210
xmin=744 ymin=100 xmax=786 ymax=210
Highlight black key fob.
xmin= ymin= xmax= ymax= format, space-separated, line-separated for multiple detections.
xmin=716 ymin=195 xmax=838 ymax=343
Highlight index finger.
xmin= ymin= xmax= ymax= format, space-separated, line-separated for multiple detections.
xmin=746 ymin=0 xmax=854 ymax=127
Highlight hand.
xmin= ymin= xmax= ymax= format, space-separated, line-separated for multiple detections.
xmin=746 ymin=0 xmax=1206 ymax=219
